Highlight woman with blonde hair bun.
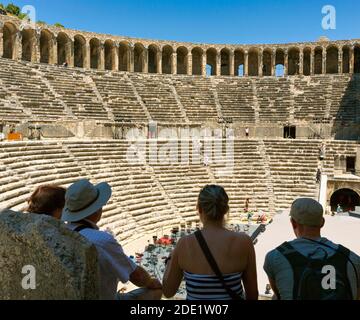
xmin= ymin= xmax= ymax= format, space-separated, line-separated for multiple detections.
xmin=163 ymin=185 xmax=258 ymax=300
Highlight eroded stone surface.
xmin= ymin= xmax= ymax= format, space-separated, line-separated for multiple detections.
xmin=0 ymin=210 xmax=99 ymax=300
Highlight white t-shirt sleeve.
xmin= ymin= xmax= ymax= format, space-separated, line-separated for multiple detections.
xmin=98 ymin=234 xmax=138 ymax=283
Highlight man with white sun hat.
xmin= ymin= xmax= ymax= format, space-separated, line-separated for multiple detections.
xmin=62 ymin=179 xmax=162 ymax=300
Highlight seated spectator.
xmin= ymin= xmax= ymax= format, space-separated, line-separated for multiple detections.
xmin=26 ymin=185 xmax=66 ymax=219
xmin=162 ymin=185 xmax=258 ymax=300
xmin=264 ymin=198 xmax=360 ymax=300
xmin=62 ymin=179 xmax=162 ymax=300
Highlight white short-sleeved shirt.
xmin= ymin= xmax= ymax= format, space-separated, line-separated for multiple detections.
xmin=67 ymin=221 xmax=137 ymax=300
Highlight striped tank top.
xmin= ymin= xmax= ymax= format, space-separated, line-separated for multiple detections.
xmin=184 ymin=271 xmax=245 ymax=300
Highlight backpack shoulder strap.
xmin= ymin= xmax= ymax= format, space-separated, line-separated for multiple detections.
xmin=194 ymin=230 xmax=242 ymax=300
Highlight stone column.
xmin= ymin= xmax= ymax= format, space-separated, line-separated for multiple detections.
xmin=349 ymin=46 xmax=354 ymax=74
xmin=69 ymin=40 xmax=74 ymax=67
xmin=322 ymin=48 xmax=326 ymax=74
xmin=15 ymin=31 xmax=22 ymax=60
xmin=143 ymin=47 xmax=148 ymax=73
xmin=98 ymin=43 xmax=105 ymax=70
xmin=0 ymin=22 xmax=3 ymax=57
xmin=128 ymin=46 xmax=134 ymax=72
xmin=52 ymin=37 xmax=58 ymax=65
xmin=310 ymin=48 xmax=314 ymax=75
xmin=216 ymin=52 xmax=221 ymax=76
xmin=271 ymin=50 xmax=276 ymax=76
xmin=356 ymin=148 xmax=360 ymax=176
xmin=299 ymin=48 xmax=304 ymax=75
xmin=338 ymin=49 xmax=343 ymax=74
xmin=113 ymin=44 xmax=119 ymax=71
xmin=258 ymin=49 xmax=263 ymax=77
xmin=229 ymin=50 xmax=235 ymax=76
xmin=171 ymin=52 xmax=177 ymax=74
xmin=244 ymin=50 xmax=249 ymax=76
xmin=33 ymin=33 xmax=40 ymax=63
xmin=157 ymin=50 xmax=162 ymax=74
xmin=284 ymin=49 xmax=289 ymax=76
xmin=201 ymin=52 xmax=207 ymax=76
xmin=187 ymin=53 xmax=192 ymax=75
xmin=85 ymin=43 xmax=91 ymax=69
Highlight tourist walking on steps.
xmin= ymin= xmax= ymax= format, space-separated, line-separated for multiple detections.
xmin=316 ymin=168 xmax=321 ymax=184
xmin=264 ymin=198 xmax=360 ymax=300
xmin=62 ymin=179 xmax=163 ymax=300
xmin=162 ymin=185 xmax=259 ymax=300
xmin=26 ymin=185 xmax=66 ymax=219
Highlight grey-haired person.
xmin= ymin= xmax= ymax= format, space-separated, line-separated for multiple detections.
xmin=162 ymin=185 xmax=258 ymax=300
xmin=264 ymin=198 xmax=360 ymax=300
xmin=62 ymin=179 xmax=162 ymax=300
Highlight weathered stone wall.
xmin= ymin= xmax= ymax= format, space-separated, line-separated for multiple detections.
xmin=0 ymin=210 xmax=99 ymax=300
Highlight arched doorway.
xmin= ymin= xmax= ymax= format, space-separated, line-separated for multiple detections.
xmin=104 ymin=39 xmax=116 ymax=71
xmin=330 ymin=188 xmax=360 ymax=212
xmin=326 ymin=46 xmax=339 ymax=74
xmin=288 ymin=48 xmax=300 ymax=75
xmin=148 ymin=44 xmax=159 ymax=74
xmin=192 ymin=47 xmax=203 ymax=75
xmin=206 ymin=48 xmax=217 ymax=76
xmin=177 ymin=46 xmax=188 ymax=75
xmin=234 ymin=49 xmax=244 ymax=76
xmin=3 ymin=22 xmax=17 ymax=59
xmin=314 ymin=47 xmax=323 ymax=74
xmin=40 ymin=30 xmax=54 ymax=64
xmin=134 ymin=43 xmax=145 ymax=73
xmin=74 ymin=35 xmax=86 ymax=68
xmin=303 ymin=48 xmax=311 ymax=75
xmin=90 ymin=38 xmax=101 ymax=69
xmin=118 ymin=42 xmax=130 ymax=71
xmin=342 ymin=46 xmax=350 ymax=74
xmin=248 ymin=49 xmax=259 ymax=76
xmin=162 ymin=45 xmax=173 ymax=74
xmin=354 ymin=45 xmax=360 ymax=74
xmin=262 ymin=49 xmax=272 ymax=76
xmin=220 ymin=48 xmax=230 ymax=76
xmin=21 ymin=28 xmax=35 ymax=62
xmin=57 ymin=32 xmax=72 ymax=65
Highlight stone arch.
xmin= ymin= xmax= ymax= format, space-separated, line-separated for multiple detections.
xmin=40 ymin=30 xmax=54 ymax=64
xmin=342 ymin=45 xmax=350 ymax=74
xmin=192 ymin=47 xmax=203 ymax=76
xmin=206 ymin=48 xmax=217 ymax=76
xmin=234 ymin=49 xmax=244 ymax=76
xmin=21 ymin=28 xmax=35 ymax=62
xmin=220 ymin=48 xmax=230 ymax=76
xmin=330 ymin=188 xmax=360 ymax=212
xmin=74 ymin=35 xmax=86 ymax=68
xmin=314 ymin=47 xmax=323 ymax=74
xmin=176 ymin=46 xmax=188 ymax=75
xmin=57 ymin=32 xmax=72 ymax=65
xmin=118 ymin=42 xmax=130 ymax=71
xmin=275 ymin=49 xmax=285 ymax=77
xmin=162 ymin=45 xmax=173 ymax=74
xmin=2 ymin=22 xmax=17 ymax=59
xmin=288 ymin=47 xmax=300 ymax=75
xmin=354 ymin=44 xmax=360 ymax=74
xmin=262 ymin=49 xmax=272 ymax=76
xmin=148 ymin=44 xmax=159 ymax=74
xmin=104 ymin=39 xmax=116 ymax=70
xmin=303 ymin=47 xmax=311 ymax=76
xmin=134 ymin=43 xmax=146 ymax=73
xmin=248 ymin=48 xmax=259 ymax=76
xmin=326 ymin=45 xmax=339 ymax=74
xmin=89 ymin=38 xmax=101 ymax=69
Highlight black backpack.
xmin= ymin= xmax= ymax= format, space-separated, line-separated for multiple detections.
xmin=276 ymin=240 xmax=354 ymax=300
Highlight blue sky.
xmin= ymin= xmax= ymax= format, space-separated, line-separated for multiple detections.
xmin=1 ymin=0 xmax=359 ymax=44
